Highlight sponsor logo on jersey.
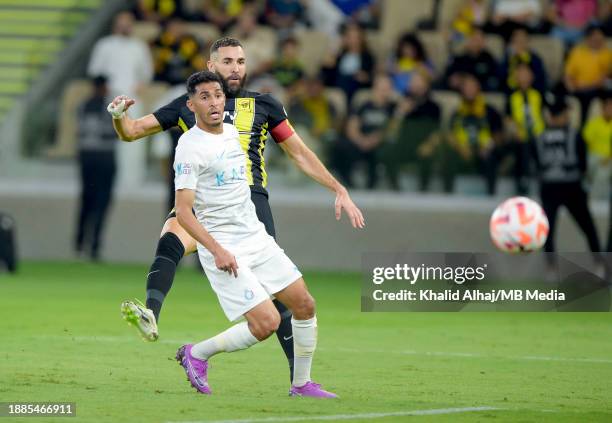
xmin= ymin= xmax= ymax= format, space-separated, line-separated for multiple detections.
xmin=175 ymin=163 xmax=192 ymax=175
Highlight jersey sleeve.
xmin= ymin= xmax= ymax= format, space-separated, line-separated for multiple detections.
xmin=262 ymin=94 xmax=295 ymax=143
xmin=173 ymin=139 xmax=202 ymax=191
xmin=153 ymin=94 xmax=186 ymax=131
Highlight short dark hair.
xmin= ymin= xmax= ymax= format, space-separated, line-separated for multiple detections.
xmin=186 ymin=71 xmax=223 ymax=96
xmin=585 ymin=23 xmax=604 ymax=37
xmin=210 ymin=37 xmax=243 ymax=57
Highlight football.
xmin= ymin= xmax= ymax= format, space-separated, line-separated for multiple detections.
xmin=490 ymin=196 xmax=549 ymax=253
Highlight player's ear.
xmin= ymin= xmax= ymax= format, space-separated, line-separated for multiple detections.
xmin=186 ymin=98 xmax=195 ymax=112
xmin=207 ymin=60 xmax=214 ymax=72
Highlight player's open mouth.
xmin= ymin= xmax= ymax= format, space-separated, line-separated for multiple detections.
xmin=210 ymin=111 xmax=220 ymax=118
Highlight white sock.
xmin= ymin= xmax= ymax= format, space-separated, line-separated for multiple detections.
xmin=292 ymin=316 xmax=317 ymax=387
xmin=191 ymin=321 xmax=258 ymax=360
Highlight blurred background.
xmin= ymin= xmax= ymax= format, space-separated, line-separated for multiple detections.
xmin=1 ymin=0 xmax=612 ymax=271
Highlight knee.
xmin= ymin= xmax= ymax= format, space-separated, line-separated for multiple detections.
xmin=292 ymin=293 xmax=315 ymax=320
xmin=250 ymin=311 xmax=280 ymax=341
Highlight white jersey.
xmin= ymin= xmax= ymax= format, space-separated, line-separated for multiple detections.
xmin=174 ymin=123 xmax=271 ymax=255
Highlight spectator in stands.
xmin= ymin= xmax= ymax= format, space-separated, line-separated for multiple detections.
xmin=303 ymin=0 xmax=345 ymax=43
xmin=199 ymin=0 xmax=248 ymax=33
xmin=383 ymin=72 xmax=441 ymax=191
xmin=600 ymin=0 xmax=612 ymax=37
xmin=135 ymin=0 xmax=186 ymax=22
xmin=387 ymin=32 xmax=434 ymax=95
xmin=330 ymin=0 xmax=381 ymax=29
xmin=446 ymin=74 xmax=504 ymax=195
xmin=444 ymin=27 xmax=500 ymax=92
xmin=74 ymin=76 xmax=117 ymax=261
xmin=152 ymin=18 xmax=206 ymax=86
xmin=506 ymin=63 xmax=545 ymax=194
xmin=266 ymin=36 xmax=305 ymax=91
xmin=500 ymin=28 xmax=547 ymax=94
xmin=564 ymin=23 xmax=612 ymax=125
xmin=532 ymin=94 xmax=602 ymax=271
xmin=288 ymin=77 xmax=340 ymax=159
xmin=546 ymin=0 xmax=598 ymax=47
xmin=321 ymin=21 xmax=375 ymax=103
xmin=88 ymin=11 xmax=153 ymax=99
xmin=582 ymin=91 xmax=612 ymax=240
xmin=449 ymin=0 xmax=489 ymax=41
xmin=228 ymin=4 xmax=275 ymax=80
xmin=331 ymin=73 xmax=396 ymax=189
xmin=488 ymin=0 xmax=544 ymax=39
xmin=265 ymin=0 xmax=306 ymax=35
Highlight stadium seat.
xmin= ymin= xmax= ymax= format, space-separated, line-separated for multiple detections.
xmin=566 ymin=96 xmax=582 ymax=129
xmin=47 ymin=79 xmax=93 ymax=158
xmin=0 ymin=0 xmax=101 ymax=124
xmin=139 ymin=82 xmax=170 ymax=115
xmin=529 ymin=36 xmax=565 ymax=85
xmin=417 ymin=31 xmax=448 ymax=78
xmin=183 ymin=0 xmax=204 ymax=15
xmin=295 ymin=30 xmax=331 ymax=77
xmin=431 ymin=90 xmax=460 ymax=131
xmin=183 ymin=22 xmax=220 ymax=45
xmin=483 ymin=92 xmax=505 ymax=115
xmin=587 ymin=97 xmax=602 ymax=121
xmin=380 ymin=0 xmax=434 ymax=42
xmin=132 ymin=21 xmax=161 ymax=43
xmin=323 ymin=88 xmax=348 ymax=122
xmin=366 ymin=30 xmax=392 ymax=68
xmin=484 ymin=34 xmax=505 ymax=62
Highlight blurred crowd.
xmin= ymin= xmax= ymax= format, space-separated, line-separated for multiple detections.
xmin=81 ymin=0 xmax=612 ymax=197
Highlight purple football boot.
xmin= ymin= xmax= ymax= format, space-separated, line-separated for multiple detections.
xmin=175 ymin=344 xmax=211 ymax=394
xmin=290 ymin=381 xmax=338 ymax=399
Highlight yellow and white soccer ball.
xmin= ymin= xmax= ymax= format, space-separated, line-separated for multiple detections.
xmin=490 ymin=196 xmax=549 ymax=253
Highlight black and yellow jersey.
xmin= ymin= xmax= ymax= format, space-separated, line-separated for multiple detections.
xmin=153 ymin=89 xmax=294 ymax=193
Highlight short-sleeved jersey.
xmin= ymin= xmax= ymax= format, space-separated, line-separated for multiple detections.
xmin=174 ymin=122 xmax=269 ymax=251
xmin=154 ymin=89 xmax=291 ymax=193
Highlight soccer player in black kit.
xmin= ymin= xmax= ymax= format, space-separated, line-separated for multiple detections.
xmin=532 ymin=94 xmax=603 ymax=275
xmin=107 ymin=38 xmax=365 ymax=381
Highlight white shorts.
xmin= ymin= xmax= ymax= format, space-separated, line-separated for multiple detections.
xmin=199 ymin=240 xmax=302 ymax=322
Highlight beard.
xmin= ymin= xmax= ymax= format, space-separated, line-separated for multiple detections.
xmin=216 ymin=71 xmax=247 ymax=97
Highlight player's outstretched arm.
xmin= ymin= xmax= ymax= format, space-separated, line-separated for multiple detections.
xmin=279 ymin=133 xmax=365 ymax=229
xmin=107 ymin=95 xmax=163 ymax=142
xmin=175 ymin=189 xmax=239 ymax=277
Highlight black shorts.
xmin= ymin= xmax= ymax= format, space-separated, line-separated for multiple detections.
xmin=166 ymin=188 xmax=276 ymax=239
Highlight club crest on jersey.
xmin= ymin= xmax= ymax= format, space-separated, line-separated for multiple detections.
xmin=175 ymin=163 xmax=192 ymax=175
xmin=236 ymin=98 xmax=253 ymax=112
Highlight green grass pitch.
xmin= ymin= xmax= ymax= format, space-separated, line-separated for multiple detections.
xmin=1 ymin=261 xmax=612 ymax=422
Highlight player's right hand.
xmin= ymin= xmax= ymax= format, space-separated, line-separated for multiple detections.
xmin=107 ymin=95 xmax=135 ymax=119
xmin=214 ymin=247 xmax=239 ymax=278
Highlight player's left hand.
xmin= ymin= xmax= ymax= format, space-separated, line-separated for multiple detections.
xmin=335 ymin=187 xmax=365 ymax=229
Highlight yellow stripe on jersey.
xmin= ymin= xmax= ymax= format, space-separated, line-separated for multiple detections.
xmin=235 ymin=97 xmax=256 ymax=185
xmin=259 ymin=122 xmax=268 ymax=187
xmin=177 ymin=117 xmax=188 ymax=132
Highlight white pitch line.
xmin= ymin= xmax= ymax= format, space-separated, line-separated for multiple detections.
xmin=328 ymin=347 xmax=612 ymax=364
xmin=165 ymin=406 xmax=501 ymax=423
xmin=38 ymin=335 xmax=612 ymax=364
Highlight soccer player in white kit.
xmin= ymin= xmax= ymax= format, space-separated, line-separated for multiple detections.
xmin=173 ymin=70 xmax=337 ymax=398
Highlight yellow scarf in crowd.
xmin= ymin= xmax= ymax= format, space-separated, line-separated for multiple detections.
xmin=509 ymin=88 xmax=545 ymax=142
xmin=453 ymin=95 xmax=492 ymax=150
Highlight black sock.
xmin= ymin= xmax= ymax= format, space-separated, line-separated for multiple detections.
xmin=145 ymin=232 xmax=185 ymax=322
xmin=273 ymin=299 xmax=294 ymax=382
